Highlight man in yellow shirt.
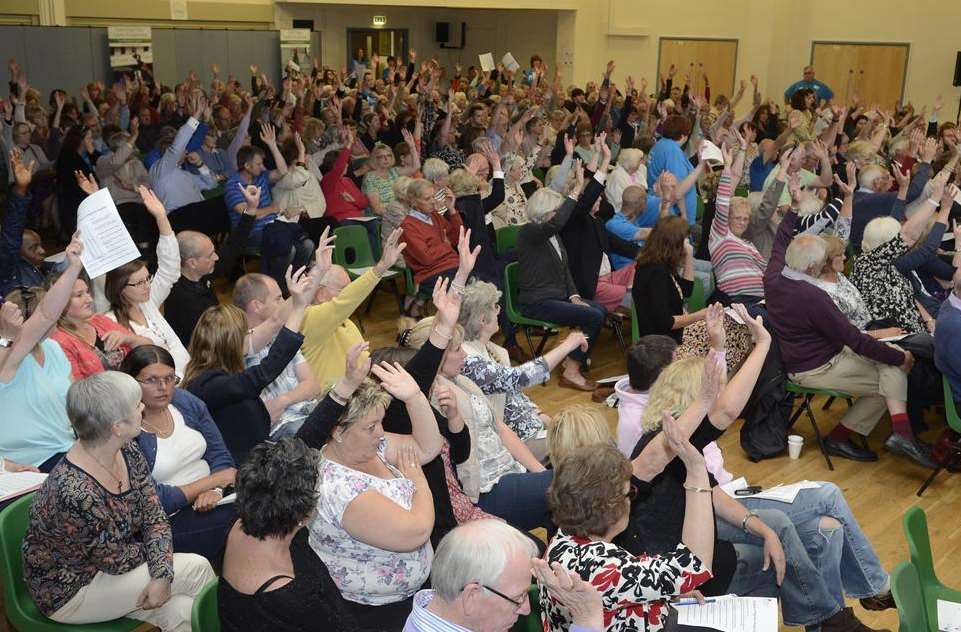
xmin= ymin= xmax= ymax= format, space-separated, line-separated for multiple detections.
xmin=301 ymin=228 xmax=406 ymax=388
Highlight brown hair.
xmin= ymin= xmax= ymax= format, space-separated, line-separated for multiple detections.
xmin=661 ymin=115 xmax=692 ymax=141
xmin=105 ymin=260 xmax=147 ymax=330
xmin=183 ymin=304 xmax=247 ymax=386
xmin=547 ymin=443 xmax=631 ymax=537
xmin=635 ymin=216 xmax=689 ymax=269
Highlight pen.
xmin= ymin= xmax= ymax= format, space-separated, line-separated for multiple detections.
xmin=672 ymin=598 xmax=719 ymax=606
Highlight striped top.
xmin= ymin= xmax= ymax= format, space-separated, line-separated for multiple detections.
xmin=709 ymin=173 xmax=767 ymax=298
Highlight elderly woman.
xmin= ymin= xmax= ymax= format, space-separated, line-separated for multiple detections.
xmin=541 ymin=439 xmax=714 ymax=632
xmin=490 ymin=154 xmax=531 ymax=229
xmin=604 ymin=148 xmax=647 ymax=212
xmin=121 ymin=345 xmax=236 ymax=560
xmin=104 ymin=186 xmax=189 ymax=376
xmin=458 ymin=279 xmax=589 ymax=459
xmin=545 ymin=404 xmax=613 ymax=467
xmin=362 ymin=131 xmax=420 ymax=216
xmin=94 ymin=126 xmax=155 ymax=246
xmin=381 ymin=175 xmax=414 ymax=263
xmin=0 ymin=235 xmax=84 ymax=476
xmin=22 ymin=372 xmax=215 ymax=631
xmin=517 ymin=186 xmax=607 ymax=391
xmin=219 ymin=438 xmax=371 ymax=630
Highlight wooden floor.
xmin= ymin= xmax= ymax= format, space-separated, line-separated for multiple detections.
xmin=3 ymin=285 xmax=959 ymax=631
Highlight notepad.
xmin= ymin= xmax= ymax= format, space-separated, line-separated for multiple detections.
xmin=479 ymin=53 xmax=495 ymax=73
xmin=501 ymin=52 xmax=520 ymax=73
xmin=0 ymin=471 xmax=48 ymax=502
xmin=675 ymin=595 xmax=778 ymax=632
xmin=720 ymin=477 xmax=821 ymax=504
xmin=216 ymin=493 xmax=236 ymax=507
xmin=77 ymin=188 xmax=140 ymax=278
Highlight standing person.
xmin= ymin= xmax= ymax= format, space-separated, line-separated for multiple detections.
xmin=646 ymin=116 xmax=697 ymax=226
xmin=783 ymin=66 xmax=834 ymax=104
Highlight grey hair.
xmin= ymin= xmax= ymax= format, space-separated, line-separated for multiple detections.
xmin=857 ymin=164 xmax=886 ymax=190
xmin=458 ymin=280 xmax=502 ymax=341
xmin=784 ymin=234 xmax=827 ymax=273
xmin=422 ymin=158 xmax=450 ymax=184
xmin=861 ymin=216 xmax=901 ymax=253
xmin=617 ymin=148 xmax=644 ymax=173
xmin=233 ymin=273 xmax=273 ymax=310
xmin=67 ymin=371 xmax=142 ymax=445
xmin=525 ymin=187 xmax=564 ymax=224
xmin=108 ymin=131 xmax=131 ymax=153
xmin=430 ymin=519 xmax=537 ymax=601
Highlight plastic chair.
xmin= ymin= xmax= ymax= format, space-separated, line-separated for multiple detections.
xmin=784 ymin=382 xmax=855 ymax=471
xmin=917 ymin=376 xmax=961 ymax=496
xmin=0 ymin=494 xmax=142 ymax=632
xmin=495 ymin=225 xmax=521 ymax=257
xmin=891 ymin=561 xmax=930 ymax=632
xmin=190 ymin=578 xmax=221 ymax=632
xmin=685 ymin=278 xmax=706 ymax=313
xmin=903 ymin=506 xmax=961 ymax=632
xmin=504 ymin=262 xmax=560 ymax=357
xmin=510 ymin=584 xmax=541 ymax=632
xmin=630 ymin=302 xmax=641 ymax=344
xmin=332 ymin=225 xmax=402 ymax=313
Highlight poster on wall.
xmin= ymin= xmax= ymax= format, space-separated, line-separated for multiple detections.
xmin=108 ymin=26 xmax=153 ymax=71
xmin=279 ymin=28 xmax=312 ymax=77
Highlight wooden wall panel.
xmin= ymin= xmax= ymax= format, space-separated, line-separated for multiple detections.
xmin=658 ymin=38 xmax=738 ymax=99
xmin=811 ymin=42 xmax=909 ymax=107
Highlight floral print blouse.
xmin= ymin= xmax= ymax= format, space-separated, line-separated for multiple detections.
xmin=812 ymin=274 xmax=873 ymax=330
xmin=460 ymin=348 xmax=549 ymax=442
xmin=308 ymin=438 xmax=432 ymax=606
xmin=541 ymin=533 xmax=711 ymax=632
xmin=851 ymin=235 xmax=926 ymax=333
xmin=491 ymin=182 xmax=529 ymax=230
xmin=23 ymin=443 xmax=174 ymax=616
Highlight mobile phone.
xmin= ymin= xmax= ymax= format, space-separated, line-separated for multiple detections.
xmin=734 ymin=486 xmax=762 ymax=496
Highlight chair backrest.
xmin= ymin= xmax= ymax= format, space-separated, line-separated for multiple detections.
xmin=504 ymin=262 xmax=523 ymax=319
xmin=686 ymin=278 xmax=706 ymax=313
xmin=0 ymin=494 xmax=35 ymax=627
xmin=943 ymin=376 xmax=961 ymax=434
xmin=630 ymin=301 xmax=640 ymax=344
xmin=904 ymin=506 xmax=937 ymax=588
xmin=191 ymin=578 xmax=221 ymax=632
xmin=496 ymin=226 xmax=521 ymax=256
xmin=891 ymin=561 xmax=930 ymax=632
xmin=332 ymin=225 xmax=376 ymax=269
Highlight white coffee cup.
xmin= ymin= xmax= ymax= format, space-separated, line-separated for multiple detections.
xmin=787 ymin=434 xmax=804 ymax=460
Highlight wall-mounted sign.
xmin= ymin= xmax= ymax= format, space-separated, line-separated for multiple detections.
xmin=372 ymin=15 xmax=387 ymax=27
xmin=107 ymin=26 xmax=153 ymax=68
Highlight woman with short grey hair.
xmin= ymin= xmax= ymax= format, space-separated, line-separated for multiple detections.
xmin=23 ymin=371 xmax=215 ymax=632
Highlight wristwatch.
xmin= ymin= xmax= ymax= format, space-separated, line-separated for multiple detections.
xmin=741 ymin=510 xmax=760 ymax=534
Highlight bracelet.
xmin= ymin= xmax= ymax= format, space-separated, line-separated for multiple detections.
xmin=741 ymin=511 xmax=760 ymax=534
xmin=432 ymin=329 xmax=453 ymax=341
xmin=683 ymin=483 xmax=712 ymax=494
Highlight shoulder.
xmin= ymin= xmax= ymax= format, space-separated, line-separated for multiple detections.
xmin=172 ymin=388 xmax=210 ymax=418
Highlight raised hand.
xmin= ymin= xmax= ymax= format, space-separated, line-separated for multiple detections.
xmin=455 ymin=226 xmax=481 ymax=278
xmin=531 ymin=560 xmax=604 ymax=631
xmin=260 ymin=122 xmax=277 ymax=146
xmin=341 ymin=341 xmax=372 ymax=393
xmin=312 ymin=226 xmax=336 ymax=280
xmin=661 ymin=410 xmax=706 ymax=469
xmin=697 ymin=350 xmax=726 ymax=405
xmin=732 ymin=303 xmax=770 ymax=345
xmin=285 ymin=265 xmax=315 ymax=308
xmin=8 ymin=148 xmax=34 ymax=192
xmin=704 ymin=302 xmax=726 ymax=351
xmin=371 ymin=361 xmax=421 ymax=402
xmin=137 ymin=186 xmax=167 ymax=218
xmin=375 ymin=227 xmax=407 ymax=274
xmin=75 ymin=171 xmax=99 ymax=196
xmin=238 ymin=183 xmax=262 ymax=210
xmin=64 ymin=232 xmax=84 ymax=269
xmin=0 ymin=301 xmax=24 ymax=341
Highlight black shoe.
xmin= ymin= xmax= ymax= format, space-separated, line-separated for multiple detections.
xmin=859 ymin=591 xmax=896 ymax=611
xmin=821 ymin=606 xmax=891 ymax=632
xmin=824 ymin=437 xmax=879 ymax=462
xmin=884 ymin=434 xmax=938 ymax=469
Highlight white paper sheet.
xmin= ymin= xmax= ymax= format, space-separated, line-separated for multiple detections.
xmin=720 ymin=478 xmax=821 ymax=504
xmin=501 ymin=52 xmax=520 ymax=73
xmin=76 ymin=188 xmax=140 ymax=278
xmin=675 ymin=595 xmax=778 ymax=632
xmin=216 ymin=492 xmax=237 ymax=507
xmin=0 ymin=471 xmax=48 ymax=501
xmin=479 ymin=53 xmax=495 ymax=73
xmin=938 ymin=599 xmax=961 ymax=632
xmin=878 ymin=333 xmax=910 ymax=342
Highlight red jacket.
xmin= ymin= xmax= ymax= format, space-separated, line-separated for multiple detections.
xmin=401 ymin=210 xmax=463 ymax=283
xmin=320 ymin=148 xmax=369 ymax=221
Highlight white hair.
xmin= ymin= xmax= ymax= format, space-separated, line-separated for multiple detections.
xmin=861 ymin=216 xmax=901 ymax=253
xmin=430 ymin=519 xmax=537 ymax=601
xmin=857 ymin=164 xmax=886 ymax=190
xmin=796 ymin=195 xmax=823 ymax=217
xmin=616 ymin=148 xmax=644 ymax=173
xmin=422 ymin=158 xmax=450 ymax=184
xmin=784 ymin=234 xmax=827 ymax=273
xmin=525 ymin=187 xmax=565 ymax=224
xmin=67 ymin=371 xmax=142 ymax=445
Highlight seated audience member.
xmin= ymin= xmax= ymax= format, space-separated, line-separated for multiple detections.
xmin=219 ymin=438 xmax=372 ymax=631
xmin=604 ymin=147 xmax=648 ymax=213
xmin=545 ymin=404 xmax=614 ymax=467
xmin=260 ymin=203 xmax=315 ymax=294
xmin=121 ymin=345 xmax=237 ymax=560
xmin=95 ymin=123 xmax=154 ymax=244
xmin=363 ymin=131 xmax=421 ymax=215
xmin=405 ymin=519 xmax=606 ymax=632
xmin=22 ymin=371 xmax=215 ymax=631
xmin=165 ymin=183 xmax=259 ymax=345
xmin=224 ymin=123 xmax=288 ymax=248
xmin=272 ymin=132 xmax=327 ymax=222
xmin=401 ymin=315 xmax=561 ymax=531
xmin=489 ymin=154 xmax=529 ymax=230
xmin=632 ymin=216 xmax=707 ymax=342
xmin=306 ymin=362 xmax=443 ymax=628
xmin=148 ymin=96 xmax=228 ymax=237
xmin=183 ymin=266 xmax=318 ymax=463
xmin=320 ymin=127 xmax=370 ymax=223
xmin=543 ymin=440 xmax=714 ymax=632
xmin=935 ymin=267 xmax=961 ymax=405
xmin=197 ymin=95 xmax=252 ymax=180
xmin=614 ymin=335 xmax=681 ymax=457
xmin=104 ymin=186 xmax=190 ymax=376
xmin=517 ymin=186 xmax=607 ymax=391
xmin=233 ymin=272 xmax=321 ymax=438
xmin=0 ymin=235 xmax=84 ymax=475
xmin=763 ymin=207 xmax=931 ymax=467
xmin=381 ymin=176 xmax=414 ymax=259
xmin=458 ymin=279 xmax=589 ymax=460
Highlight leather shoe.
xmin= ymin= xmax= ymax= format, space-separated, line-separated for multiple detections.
xmin=884 ymin=434 xmax=938 ymax=469
xmin=591 ymin=385 xmax=615 ymax=403
xmin=859 ymin=591 xmax=896 ymax=611
xmin=824 ymin=437 xmax=879 ymax=462
xmin=558 ymin=375 xmax=597 ymax=392
xmin=821 ymin=606 xmax=890 ymax=632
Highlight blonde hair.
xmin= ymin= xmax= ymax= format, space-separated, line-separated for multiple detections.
xmin=402 ymin=316 xmax=465 ymax=350
xmin=526 ymin=187 xmax=564 ymax=224
xmin=819 ymin=234 xmax=847 ymax=274
xmin=449 ymin=168 xmax=481 ymax=197
xmin=335 ymin=378 xmax=392 ymax=434
xmin=548 ymin=405 xmax=613 ymax=466
xmin=861 ymin=216 xmax=900 ymax=253
xmin=640 ymin=357 xmax=705 ymax=432
xmin=846 ymin=140 xmax=877 ymax=166
xmin=729 ymin=197 xmax=751 ymax=219
xmin=183 ymin=304 xmax=247 ymax=386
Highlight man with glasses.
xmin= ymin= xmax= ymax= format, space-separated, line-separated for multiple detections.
xmin=404 ymin=519 xmax=604 ymax=632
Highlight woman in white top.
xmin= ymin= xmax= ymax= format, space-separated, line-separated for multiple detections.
xmin=103 ymin=186 xmax=190 ymax=376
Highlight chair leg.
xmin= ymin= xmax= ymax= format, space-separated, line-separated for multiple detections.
xmin=916 ymin=467 xmax=943 ymax=497
xmin=534 ymin=329 xmax=551 ymax=356
xmin=821 ymin=396 xmax=836 ymax=411
xmin=609 ymin=317 xmax=627 ymax=354
xmin=364 ymin=284 xmax=381 ymax=315
xmin=804 ymin=395 xmax=834 ymax=471
xmin=522 ymin=326 xmax=537 ymax=358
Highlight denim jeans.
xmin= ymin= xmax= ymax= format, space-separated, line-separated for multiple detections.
xmin=522 ymin=298 xmax=606 ymax=365
xmin=477 ymin=470 xmax=554 ymax=531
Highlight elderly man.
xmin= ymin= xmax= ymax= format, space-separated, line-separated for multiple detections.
xmin=935 ymin=266 xmax=961 ymax=406
xmin=784 ymin=66 xmax=834 ymax=103
xmin=404 ymin=519 xmax=603 ymax=632
xmin=765 ymin=209 xmax=933 ymax=467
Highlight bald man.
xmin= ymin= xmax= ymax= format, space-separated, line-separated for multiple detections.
xmin=0 ymin=163 xmax=63 ymax=295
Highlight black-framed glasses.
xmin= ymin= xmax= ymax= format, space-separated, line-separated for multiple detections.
xmin=482 ymin=584 xmax=525 ymax=608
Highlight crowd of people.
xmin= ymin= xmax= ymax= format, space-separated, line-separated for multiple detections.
xmin=1 ymin=48 xmax=960 ymax=632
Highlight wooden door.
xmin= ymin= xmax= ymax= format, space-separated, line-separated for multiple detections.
xmin=658 ymin=38 xmax=738 ymax=99
xmin=811 ymin=42 xmax=909 ymax=107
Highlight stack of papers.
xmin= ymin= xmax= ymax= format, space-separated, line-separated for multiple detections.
xmin=938 ymin=599 xmax=961 ymax=632
xmin=0 ymin=471 xmax=48 ymax=502
xmin=720 ymin=477 xmax=821 ymax=504
xmin=675 ymin=595 xmax=778 ymax=632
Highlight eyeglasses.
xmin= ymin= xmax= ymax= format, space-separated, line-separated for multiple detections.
xmin=137 ymin=375 xmax=180 ymax=388
xmin=482 ymin=584 xmax=525 ymax=608
xmin=126 ymin=274 xmax=153 ymax=288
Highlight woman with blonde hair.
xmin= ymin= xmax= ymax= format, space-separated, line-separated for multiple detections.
xmin=362 ymin=132 xmax=420 ymax=216
xmin=183 ymin=266 xmax=317 ymax=464
xmin=546 ymin=404 xmax=613 ymax=466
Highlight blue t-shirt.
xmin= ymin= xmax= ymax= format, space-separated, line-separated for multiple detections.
xmin=605 ymin=195 xmax=666 ymax=269
xmin=0 ymin=340 xmax=76 ymax=466
xmin=224 ymin=170 xmax=277 ymax=246
xmin=749 ymin=156 xmax=776 ymax=193
xmin=647 ymin=138 xmax=696 ymax=226
xmin=783 ymin=79 xmax=834 ymax=102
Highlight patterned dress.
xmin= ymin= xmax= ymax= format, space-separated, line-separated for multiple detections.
xmin=541 ymin=533 xmax=711 ymax=632
xmin=460 ymin=349 xmax=549 ymax=442
xmin=851 ymin=235 xmax=926 ymax=333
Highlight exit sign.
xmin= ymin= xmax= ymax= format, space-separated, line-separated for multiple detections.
xmin=372 ymin=15 xmax=387 ymax=27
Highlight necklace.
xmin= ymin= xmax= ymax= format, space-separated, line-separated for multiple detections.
xmin=142 ymin=408 xmax=174 ymax=438
xmin=82 ymin=444 xmax=124 ymax=493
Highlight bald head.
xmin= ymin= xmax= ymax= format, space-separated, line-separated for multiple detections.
xmin=621 ymin=185 xmax=647 ymax=218
xmin=315 ymin=265 xmax=351 ymax=303
xmin=177 ymin=231 xmax=212 ymax=260
xmin=177 ymin=231 xmax=218 ymax=280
